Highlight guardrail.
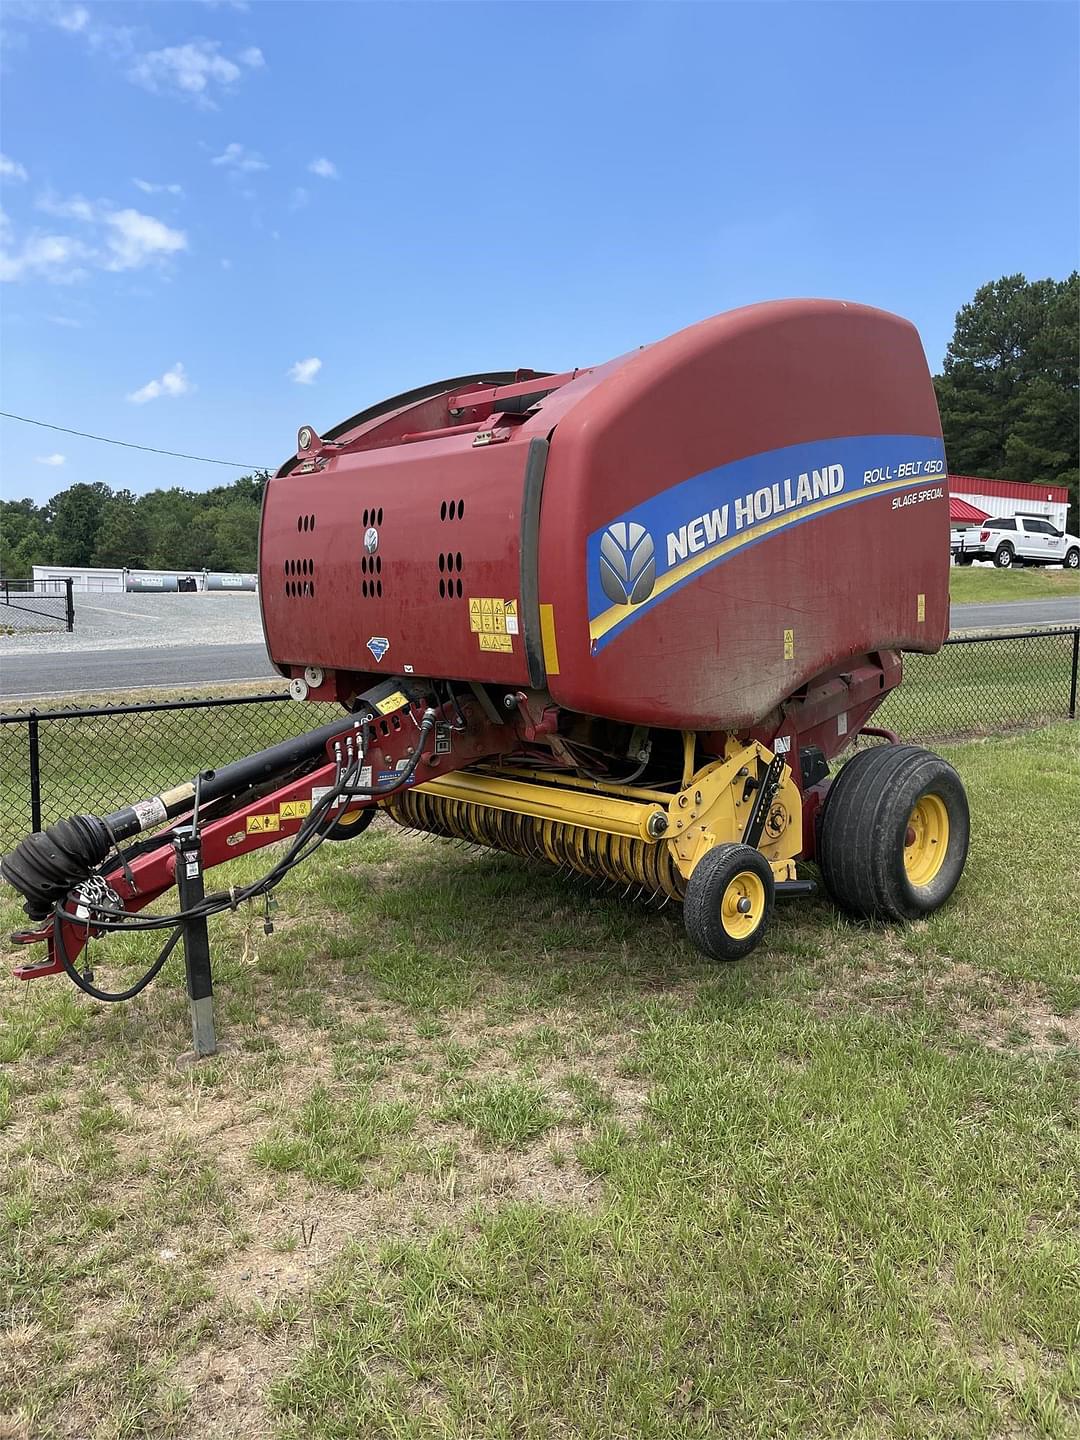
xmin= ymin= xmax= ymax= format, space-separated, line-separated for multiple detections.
xmin=0 ymin=627 xmax=1076 ymax=849
xmin=0 ymin=576 xmax=74 ymax=633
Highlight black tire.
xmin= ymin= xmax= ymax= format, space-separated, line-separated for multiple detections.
xmin=683 ymin=843 xmax=775 ymax=961
xmin=956 ymin=554 xmax=975 ymax=566
xmin=993 ymin=543 xmax=1014 ymax=569
xmin=818 ymin=745 xmax=969 ymax=922
xmin=1065 ymin=548 xmax=1080 ymax=570
xmin=323 ymin=806 xmax=377 ymax=843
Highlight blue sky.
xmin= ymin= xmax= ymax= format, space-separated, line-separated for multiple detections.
xmin=1 ymin=0 xmax=1077 ymax=505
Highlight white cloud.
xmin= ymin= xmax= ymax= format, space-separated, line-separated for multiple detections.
xmin=133 ymin=178 xmax=183 ymax=196
xmin=127 ymin=361 xmax=192 ymax=404
xmin=2 ymin=196 xmax=186 ymax=283
xmin=33 ymin=7 xmax=259 ymax=106
xmin=289 ymin=186 xmax=309 ymax=211
xmin=0 ymin=232 xmax=88 ymax=284
xmin=103 ymin=209 xmax=187 ymax=271
xmin=44 ymin=5 xmax=134 ymax=61
xmin=0 ymin=154 xmax=28 ymax=182
xmin=37 ymin=192 xmax=96 ymax=221
xmin=129 ymin=39 xmax=259 ymax=106
xmin=35 ymin=452 xmax=66 ymax=466
xmin=211 ymin=141 xmax=268 ymax=173
xmin=55 ymin=6 xmax=90 ymax=33
xmin=49 ymin=313 xmax=83 ymax=327
xmin=289 ymin=357 xmax=322 ymax=385
xmin=308 ymin=156 xmax=338 ymax=180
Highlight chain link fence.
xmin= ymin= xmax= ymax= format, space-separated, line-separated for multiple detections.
xmin=0 ymin=628 xmax=1076 ymax=850
xmin=0 ymin=693 xmax=338 ymax=850
xmin=0 ymin=577 xmax=74 ymax=634
xmin=876 ymin=626 xmax=1079 ymax=739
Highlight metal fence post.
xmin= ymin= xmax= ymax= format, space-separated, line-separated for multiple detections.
xmin=1070 ymin=629 xmax=1079 ymax=721
xmin=65 ymin=577 xmax=75 ymax=633
xmin=28 ymin=712 xmax=42 ymax=833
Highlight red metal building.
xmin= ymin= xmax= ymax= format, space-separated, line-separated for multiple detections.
xmin=948 ymin=474 xmax=1071 ymax=531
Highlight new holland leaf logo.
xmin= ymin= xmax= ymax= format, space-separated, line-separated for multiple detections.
xmin=599 ymin=522 xmax=656 ymax=606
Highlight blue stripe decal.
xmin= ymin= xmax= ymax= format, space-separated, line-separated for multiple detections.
xmin=586 ymin=433 xmax=946 ymax=652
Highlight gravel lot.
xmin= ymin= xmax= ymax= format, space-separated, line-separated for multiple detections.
xmin=0 ymin=591 xmax=266 ymax=656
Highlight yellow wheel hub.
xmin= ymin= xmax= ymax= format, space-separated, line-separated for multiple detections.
xmin=903 ymin=794 xmax=949 ymax=886
xmin=720 ymin=870 xmax=766 ymax=940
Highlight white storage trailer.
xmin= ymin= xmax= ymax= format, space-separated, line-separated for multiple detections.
xmin=32 ymin=567 xmax=257 ymax=593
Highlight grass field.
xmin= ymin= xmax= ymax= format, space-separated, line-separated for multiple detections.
xmin=949 ymin=565 xmax=1080 ymax=605
xmin=1 ymin=721 xmax=1077 ymax=1439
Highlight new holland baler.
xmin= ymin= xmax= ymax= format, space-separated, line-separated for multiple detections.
xmin=3 ymin=300 xmax=970 ymax=1008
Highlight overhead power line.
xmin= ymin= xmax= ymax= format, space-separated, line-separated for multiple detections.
xmin=0 ymin=411 xmax=271 ymax=471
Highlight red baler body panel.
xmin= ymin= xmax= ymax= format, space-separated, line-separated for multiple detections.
xmin=260 ymin=301 xmax=949 ymax=730
xmin=261 ymin=437 xmax=536 ymax=687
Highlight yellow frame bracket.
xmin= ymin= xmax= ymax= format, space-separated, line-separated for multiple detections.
xmin=666 ymin=738 xmax=802 ymax=883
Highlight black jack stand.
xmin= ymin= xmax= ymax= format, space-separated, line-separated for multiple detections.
xmin=173 ymin=829 xmax=217 ymax=1057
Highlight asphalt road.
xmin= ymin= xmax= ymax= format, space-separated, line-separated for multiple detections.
xmin=948 ymin=595 xmax=1080 ymax=631
xmin=2 ymin=596 xmax=1078 ymax=701
xmin=0 ymin=642 xmax=278 ymax=700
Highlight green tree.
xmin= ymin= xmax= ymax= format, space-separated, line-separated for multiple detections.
xmin=92 ymin=490 xmax=152 ymax=568
xmin=204 ymin=503 xmax=259 ymax=571
xmin=935 ymin=273 xmax=1079 ymax=510
xmin=0 ymin=498 xmax=51 ymax=574
xmin=2 ymin=472 xmax=267 ymax=577
xmin=46 ymin=481 xmax=113 ymax=566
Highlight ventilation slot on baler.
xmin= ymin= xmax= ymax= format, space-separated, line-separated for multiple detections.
xmin=361 ymin=554 xmax=383 ymax=598
xmin=284 ymin=557 xmax=316 ymax=598
xmin=360 ymin=505 xmax=385 ymax=598
xmin=438 ymin=551 xmax=463 ymax=599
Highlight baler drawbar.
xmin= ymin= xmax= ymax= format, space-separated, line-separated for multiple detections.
xmin=2 ymin=301 xmax=971 ymax=1035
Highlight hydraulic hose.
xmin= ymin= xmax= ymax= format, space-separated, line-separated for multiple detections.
xmin=40 ymin=708 xmax=437 ymax=1001
xmin=55 ymin=919 xmax=183 ymax=1003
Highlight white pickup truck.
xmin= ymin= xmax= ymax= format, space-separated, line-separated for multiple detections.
xmin=954 ymin=514 xmax=1080 ymax=570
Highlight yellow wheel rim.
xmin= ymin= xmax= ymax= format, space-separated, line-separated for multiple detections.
xmin=334 ymin=807 xmax=368 ymax=831
xmin=720 ymin=869 xmax=766 ymax=940
xmin=903 ymin=794 xmax=950 ymax=886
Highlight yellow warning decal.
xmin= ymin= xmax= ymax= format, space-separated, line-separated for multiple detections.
xmin=783 ymin=628 xmax=795 ymax=660
xmin=279 ymin=799 xmax=311 ymax=820
xmin=539 ymin=603 xmax=560 ymax=675
xmin=246 ymin=813 xmax=280 ymax=834
xmin=479 ymin=632 xmax=513 ymax=653
xmin=470 ymin=598 xmax=518 ymax=647
xmin=470 ymin=598 xmax=517 ymax=634
xmin=917 ymin=593 xmax=926 ymax=623
xmin=375 ymin=691 xmax=408 ymax=715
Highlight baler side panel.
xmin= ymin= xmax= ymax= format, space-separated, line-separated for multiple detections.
xmin=260 ymin=438 xmax=536 ymax=687
xmin=536 ymin=301 xmax=949 ymax=730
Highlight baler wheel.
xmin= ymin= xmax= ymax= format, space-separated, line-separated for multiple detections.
xmin=683 ymin=843 xmax=775 ymax=961
xmin=817 ymin=745 xmax=969 ymax=922
xmin=324 ymin=806 xmax=377 ymax=843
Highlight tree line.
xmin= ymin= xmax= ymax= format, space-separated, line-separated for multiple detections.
xmin=2 ymin=271 xmax=1076 ymax=578
xmin=0 ymin=472 xmax=267 ymax=577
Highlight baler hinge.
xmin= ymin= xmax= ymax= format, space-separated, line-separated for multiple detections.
xmin=741 ymin=754 xmax=787 ymax=849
